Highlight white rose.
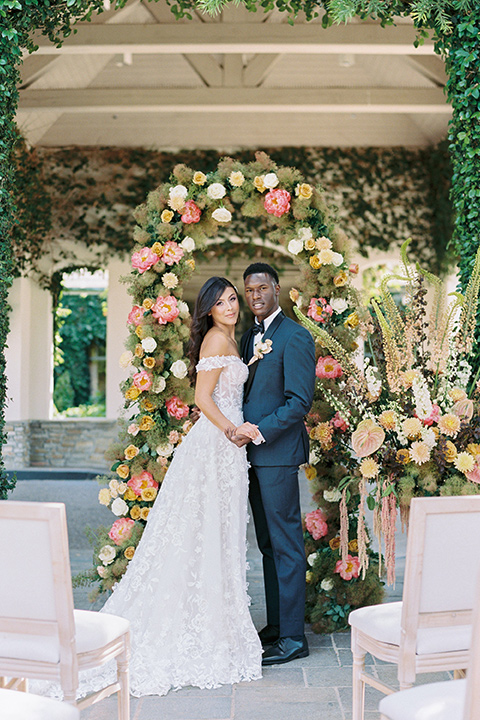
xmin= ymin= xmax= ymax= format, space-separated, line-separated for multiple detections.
xmin=329 ymin=298 xmax=349 ymax=314
xmin=169 ymin=184 xmax=188 ymax=199
xmin=119 ymin=351 xmax=133 ymax=369
xmin=307 ymin=552 xmax=317 ymax=567
xmin=288 ymin=238 xmax=304 ymax=255
xmin=263 ymin=172 xmax=279 ymax=189
xmin=168 ymin=185 xmax=188 ymax=211
xmin=321 ymin=578 xmax=334 ymax=592
xmin=324 ymin=488 xmax=342 ymax=503
xmin=177 ymin=301 xmax=190 ymax=319
xmin=141 ymin=337 xmax=157 ymax=353
xmin=180 ymin=236 xmax=195 ymax=252
xmin=99 ymin=545 xmax=116 ymax=565
xmin=309 ymin=449 xmax=320 ymax=465
xmin=109 ymin=478 xmax=119 ymax=492
xmin=111 ymin=497 xmax=129 ymax=517
xmin=212 ymin=207 xmax=232 ymax=223
xmin=298 ymin=227 xmax=313 ymax=241
xmin=207 ymin=183 xmax=226 ymax=199
xmin=171 ymin=359 xmax=188 ymax=379
xmin=156 ymin=442 xmax=174 ymax=457
xmin=331 ymin=252 xmax=344 ymax=267
xmin=153 ymin=377 xmax=166 ymax=394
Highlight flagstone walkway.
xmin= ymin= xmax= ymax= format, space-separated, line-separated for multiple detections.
xmin=10 ymin=473 xmax=451 ymax=719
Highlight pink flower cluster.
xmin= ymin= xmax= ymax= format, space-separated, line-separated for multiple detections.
xmin=316 ymin=356 xmax=343 ymax=380
xmin=331 ymin=412 xmax=348 ymax=432
xmin=127 ymin=471 xmax=158 ymax=496
xmin=152 ymin=295 xmax=180 ymax=325
xmin=166 ymin=396 xmax=189 ymax=420
xmin=422 ymin=403 xmax=440 ymax=427
xmin=335 ymin=554 xmax=360 ymax=581
xmin=161 ymin=241 xmax=184 ymax=266
xmin=264 ymin=189 xmax=291 ymax=217
xmin=132 ymin=370 xmax=153 ymax=392
xmin=305 ymin=508 xmax=328 ymax=540
xmin=131 ymin=246 xmax=159 ymax=274
xmin=109 ymin=518 xmax=135 ymax=545
xmin=181 ymin=200 xmax=201 ymax=224
xmin=127 ymin=305 xmax=145 ymax=326
xmin=307 ymin=298 xmax=333 ymax=324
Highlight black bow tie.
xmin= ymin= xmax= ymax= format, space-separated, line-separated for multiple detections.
xmin=252 ymin=320 xmax=265 ymax=335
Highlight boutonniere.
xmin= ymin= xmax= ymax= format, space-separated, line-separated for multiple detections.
xmin=248 ymin=339 xmax=273 ymax=366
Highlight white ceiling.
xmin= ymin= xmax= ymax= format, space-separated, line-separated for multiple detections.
xmin=17 ymin=0 xmax=451 ymax=149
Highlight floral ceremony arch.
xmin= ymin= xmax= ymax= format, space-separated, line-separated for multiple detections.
xmin=80 ymin=151 xmax=384 ymax=632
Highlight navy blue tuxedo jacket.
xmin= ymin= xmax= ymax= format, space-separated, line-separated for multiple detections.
xmin=240 ymin=312 xmax=315 ymax=467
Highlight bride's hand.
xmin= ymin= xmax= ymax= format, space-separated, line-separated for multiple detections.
xmin=235 ymin=422 xmax=259 ymax=441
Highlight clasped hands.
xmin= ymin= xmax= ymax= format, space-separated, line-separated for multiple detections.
xmin=224 ymin=422 xmax=259 ymax=448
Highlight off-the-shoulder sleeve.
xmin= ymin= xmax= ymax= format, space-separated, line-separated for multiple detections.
xmin=196 ymin=355 xmax=238 ymax=373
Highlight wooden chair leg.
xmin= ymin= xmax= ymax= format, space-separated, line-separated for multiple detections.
xmin=117 ymin=642 xmax=130 ymax=720
xmin=454 ymin=669 xmax=466 ymax=679
xmin=0 ymin=677 xmax=6 ymax=688
xmin=351 ymin=630 xmax=366 ymax=720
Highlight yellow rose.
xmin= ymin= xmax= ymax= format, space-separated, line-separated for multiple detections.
xmin=445 ymin=441 xmax=458 ymax=462
xmin=151 ymin=242 xmax=163 ymax=256
xmin=140 ymin=398 xmax=156 ymax=412
xmin=124 ymin=546 xmax=135 ymax=560
xmin=143 ymin=356 xmax=156 ymax=370
xmin=186 ymin=259 xmax=196 ymax=270
xmin=333 ymin=271 xmax=348 ymax=287
xmin=143 ymin=297 xmax=154 ymax=310
xmin=304 ymin=464 xmax=317 ymax=481
xmin=329 ymin=537 xmax=341 ymax=551
xmin=134 ymin=344 xmax=144 ymax=358
xmin=116 ymin=464 xmax=130 ymax=480
xmin=344 ymin=312 xmax=359 ymax=329
xmin=139 ymin=415 xmax=155 ymax=432
xmin=304 ymin=237 xmax=316 ymax=251
xmin=124 ymin=488 xmax=137 ymax=501
xmin=140 ymin=507 xmax=150 ymax=521
xmin=229 ymin=171 xmax=245 ymax=187
xmin=193 ymin=171 xmax=207 ymax=185
xmin=309 ymin=255 xmax=321 ymax=270
xmin=348 ymin=539 xmax=359 ymax=553
xmin=396 ymin=449 xmax=410 ymax=464
xmin=467 ymin=443 xmax=480 ymax=457
xmin=141 ymin=487 xmax=158 ymax=502
xmin=135 ymin=325 xmax=145 ymax=339
xmin=296 ymin=183 xmax=313 ymax=199
xmin=98 ymin=488 xmax=111 ymax=506
xmin=254 ymin=175 xmax=266 ymax=192
xmin=161 ymin=209 xmax=174 ymax=223
xmin=306 ymin=570 xmax=313 ymax=583
xmin=125 ymin=387 xmax=140 ymax=401
xmin=130 ymin=505 xmax=141 ymax=520
xmin=124 ymin=444 xmax=139 ymax=460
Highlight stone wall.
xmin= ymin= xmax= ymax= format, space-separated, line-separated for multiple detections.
xmin=4 ymin=419 xmax=119 ymax=471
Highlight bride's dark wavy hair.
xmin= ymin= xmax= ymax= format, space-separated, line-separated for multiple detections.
xmin=187 ymin=276 xmax=237 ymax=380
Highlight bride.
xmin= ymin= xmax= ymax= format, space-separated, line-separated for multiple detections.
xmin=84 ymin=276 xmax=263 ymax=697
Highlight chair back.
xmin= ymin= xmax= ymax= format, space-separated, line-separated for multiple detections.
xmin=0 ymin=501 xmax=77 ymax=688
xmin=400 ymin=496 xmax=480 ymax=681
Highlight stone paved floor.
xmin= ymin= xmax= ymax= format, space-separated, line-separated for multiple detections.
xmin=9 ymin=474 xmax=451 ymax=719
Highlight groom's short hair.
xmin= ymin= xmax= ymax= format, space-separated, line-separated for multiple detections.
xmin=243 ymin=263 xmax=279 ymax=284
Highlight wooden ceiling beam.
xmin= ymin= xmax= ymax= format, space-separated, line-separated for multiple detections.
xmin=30 ymin=23 xmax=436 ymax=55
xmin=18 ymin=87 xmax=451 ymax=113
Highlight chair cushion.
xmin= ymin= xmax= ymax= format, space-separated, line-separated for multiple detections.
xmin=379 ymin=679 xmax=466 ymax=720
xmin=349 ymin=602 xmax=472 ymax=655
xmin=0 ymin=688 xmax=79 ymax=720
xmin=74 ymin=610 xmax=129 ymax=655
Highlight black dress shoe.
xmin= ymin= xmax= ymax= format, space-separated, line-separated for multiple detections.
xmin=258 ymin=624 xmax=280 ymax=646
xmin=262 ymin=636 xmax=309 ymax=666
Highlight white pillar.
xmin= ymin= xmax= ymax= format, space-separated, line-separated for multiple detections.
xmin=106 ymin=257 xmax=132 ymax=420
xmin=5 ymin=277 xmax=53 ymax=421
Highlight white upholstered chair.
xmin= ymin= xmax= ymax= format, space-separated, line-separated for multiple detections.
xmin=348 ymin=495 xmax=480 ymax=720
xmin=0 ymin=500 xmax=130 ymax=719
xmin=0 ymin=687 xmax=80 ymax=720
xmin=379 ymin=561 xmax=480 ymax=720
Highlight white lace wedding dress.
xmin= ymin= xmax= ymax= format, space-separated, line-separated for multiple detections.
xmin=79 ymin=354 xmax=262 ymax=697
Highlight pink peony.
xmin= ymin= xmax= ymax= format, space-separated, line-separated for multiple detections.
xmin=307 ymin=298 xmax=333 ymax=324
xmin=351 ymin=418 xmax=385 ymax=457
xmin=127 ymin=470 xmax=158 ymax=496
xmin=161 ymin=241 xmax=184 ymax=266
xmin=335 ymin=554 xmax=360 ymax=581
xmin=466 ymin=460 xmax=480 ymax=484
xmin=108 ymin=518 xmax=135 ymax=546
xmin=264 ymin=188 xmax=291 ymax=217
xmin=166 ymin=396 xmax=189 ymax=420
xmin=152 ymin=295 xmax=180 ymax=325
xmin=305 ymin=508 xmax=328 ymax=540
xmin=423 ymin=403 xmax=441 ymax=427
xmin=332 ymin=412 xmax=348 ymax=432
xmin=132 ymin=370 xmax=153 ymax=392
xmin=131 ymin=246 xmax=159 ymax=274
xmin=181 ymin=200 xmax=201 ymax=224
xmin=127 ymin=305 xmax=145 ymax=326
xmin=316 ymin=356 xmax=343 ymax=380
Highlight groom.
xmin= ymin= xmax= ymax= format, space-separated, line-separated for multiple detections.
xmin=228 ymin=262 xmax=316 ymax=665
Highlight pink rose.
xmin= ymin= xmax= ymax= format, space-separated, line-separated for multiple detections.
xmin=161 ymin=241 xmax=184 ymax=266
xmin=152 ymin=295 xmax=180 ymax=325
xmin=131 ymin=246 xmax=159 ymax=274
xmin=132 ymin=370 xmax=153 ymax=392
xmin=166 ymin=396 xmax=189 ymax=420
xmin=332 ymin=412 xmax=348 ymax=432
xmin=316 ymin=356 xmax=343 ymax=380
xmin=108 ymin=518 xmax=135 ymax=545
xmin=264 ymin=188 xmax=291 ymax=217
xmin=127 ymin=305 xmax=145 ymax=326
xmin=335 ymin=554 xmax=360 ymax=581
xmin=127 ymin=470 xmax=158 ymax=496
xmin=423 ymin=403 xmax=441 ymax=426
xmin=181 ymin=200 xmax=201 ymax=224
xmin=305 ymin=508 xmax=328 ymax=540
xmin=307 ymin=298 xmax=333 ymax=324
